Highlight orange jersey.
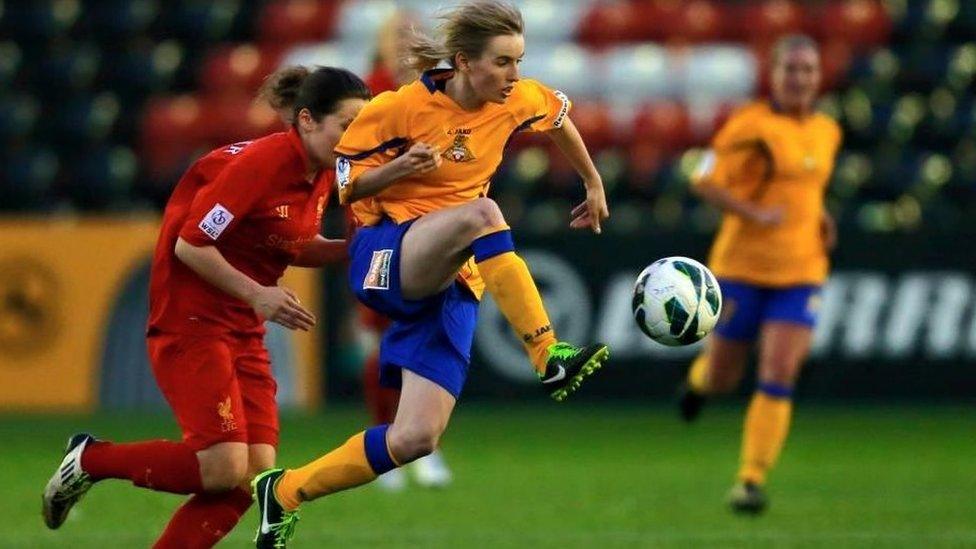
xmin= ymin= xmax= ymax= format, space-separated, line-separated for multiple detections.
xmin=694 ymin=101 xmax=842 ymax=286
xmin=334 ymin=69 xmax=571 ymax=297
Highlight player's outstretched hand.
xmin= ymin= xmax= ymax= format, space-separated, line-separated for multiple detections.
xmin=403 ymin=142 xmax=442 ymax=175
xmin=250 ymin=286 xmax=316 ymax=331
xmin=570 ymin=183 xmax=610 ymax=234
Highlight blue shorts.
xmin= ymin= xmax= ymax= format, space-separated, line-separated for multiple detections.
xmin=714 ymin=279 xmax=822 ymax=341
xmin=349 ymin=217 xmax=478 ymax=398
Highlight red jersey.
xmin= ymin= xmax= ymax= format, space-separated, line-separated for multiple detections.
xmin=148 ymin=128 xmax=333 ymax=335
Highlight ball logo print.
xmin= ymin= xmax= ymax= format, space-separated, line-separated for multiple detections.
xmin=211 ymin=210 xmax=227 ymax=225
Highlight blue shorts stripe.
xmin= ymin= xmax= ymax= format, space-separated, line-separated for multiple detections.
xmin=364 ymin=424 xmax=397 ymax=474
xmin=471 ymin=229 xmax=515 ymax=262
xmin=757 ymin=382 xmax=793 ymax=399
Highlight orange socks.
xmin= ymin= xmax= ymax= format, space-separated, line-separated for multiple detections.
xmin=275 ymin=426 xmax=399 ymax=510
xmin=738 ymin=385 xmax=793 ymax=485
xmin=472 ymin=227 xmax=557 ymax=374
xmin=687 ymin=354 xmax=710 ymax=394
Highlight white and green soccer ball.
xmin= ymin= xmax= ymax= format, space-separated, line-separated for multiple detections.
xmin=632 ymin=257 xmax=722 ymax=346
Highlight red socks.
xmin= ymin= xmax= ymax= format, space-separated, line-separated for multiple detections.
xmin=153 ymin=487 xmax=253 ymax=549
xmin=363 ymin=351 xmax=398 ymax=424
xmin=82 ymin=440 xmax=203 ymax=494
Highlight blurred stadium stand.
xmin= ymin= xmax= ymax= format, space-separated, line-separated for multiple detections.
xmin=2 ymin=0 xmax=974 ymax=234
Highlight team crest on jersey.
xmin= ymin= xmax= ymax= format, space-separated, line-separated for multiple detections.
xmin=363 ymin=249 xmax=393 ymax=290
xmin=217 ymin=396 xmax=237 ymax=432
xmin=442 ymin=134 xmax=476 ymax=163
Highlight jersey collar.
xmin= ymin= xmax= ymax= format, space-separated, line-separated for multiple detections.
xmin=286 ymin=126 xmax=317 ymax=184
xmin=420 ymin=67 xmax=455 ymax=94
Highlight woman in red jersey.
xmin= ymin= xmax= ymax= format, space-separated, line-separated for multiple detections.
xmin=42 ymin=66 xmax=371 ymax=549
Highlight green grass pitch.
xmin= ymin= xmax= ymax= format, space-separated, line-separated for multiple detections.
xmin=3 ymin=402 xmax=975 ymax=548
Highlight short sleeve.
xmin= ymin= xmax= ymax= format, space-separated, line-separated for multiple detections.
xmin=179 ymin=144 xmax=282 ymax=245
xmin=334 ymin=90 xmax=409 ymax=204
xmin=511 ymin=79 xmax=572 ymax=133
xmin=692 ymin=106 xmax=764 ymax=188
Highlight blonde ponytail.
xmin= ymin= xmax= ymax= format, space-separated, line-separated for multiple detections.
xmin=401 ymin=1 xmax=524 ymax=73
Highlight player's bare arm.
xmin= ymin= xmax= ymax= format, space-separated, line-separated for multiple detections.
xmin=691 ymin=178 xmax=784 ymax=227
xmin=545 ymin=117 xmax=609 ymax=234
xmin=343 ymin=142 xmax=441 ymax=203
xmin=291 ymin=235 xmax=348 ymax=267
xmin=175 ymin=237 xmax=316 ymax=330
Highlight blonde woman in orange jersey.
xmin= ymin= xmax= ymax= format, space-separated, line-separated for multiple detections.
xmin=679 ymin=35 xmax=842 ymax=515
xmin=250 ymin=3 xmax=610 ymax=546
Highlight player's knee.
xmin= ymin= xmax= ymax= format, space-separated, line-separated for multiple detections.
xmin=387 ymin=425 xmax=440 ymax=463
xmin=704 ymin=361 xmax=742 ymax=394
xmin=709 ymin=370 xmax=740 ymax=394
xmin=199 ymin=450 xmax=249 ymax=492
xmin=465 ymin=197 xmax=506 ymax=233
xmin=760 ymin=360 xmax=800 ymax=388
xmin=245 ymin=456 xmax=275 ymax=484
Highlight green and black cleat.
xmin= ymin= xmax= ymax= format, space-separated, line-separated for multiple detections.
xmin=252 ymin=468 xmax=300 ymax=548
xmin=677 ymin=382 xmax=707 ymax=423
xmin=540 ymin=342 xmax=610 ymax=402
xmin=728 ymin=481 xmax=768 ymax=515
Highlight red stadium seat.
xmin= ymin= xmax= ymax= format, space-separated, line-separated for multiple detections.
xmin=199 ymin=45 xmax=284 ymax=96
xmin=258 ymin=0 xmax=339 ymax=47
xmin=632 ymin=101 xmax=693 ymax=151
xmin=630 ymin=0 xmax=685 ymax=42
xmin=199 ymin=93 xmax=284 ymax=145
xmin=733 ymin=0 xmax=807 ymax=44
xmin=577 ymin=1 xmax=638 ymax=47
xmin=816 ymin=0 xmax=891 ymax=51
xmin=140 ymin=95 xmax=209 ymax=178
xmin=626 ymin=140 xmax=667 ymax=193
xmin=819 ymin=39 xmax=854 ymax=90
xmin=568 ymin=101 xmax=617 ymax=152
xmin=672 ymin=0 xmax=726 ymax=44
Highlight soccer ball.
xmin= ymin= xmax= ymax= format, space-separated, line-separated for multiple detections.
xmin=632 ymin=257 xmax=722 ymax=346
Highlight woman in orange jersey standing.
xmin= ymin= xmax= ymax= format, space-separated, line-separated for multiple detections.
xmin=678 ymin=35 xmax=843 ymax=514
xmin=251 ymin=2 xmax=610 ymax=546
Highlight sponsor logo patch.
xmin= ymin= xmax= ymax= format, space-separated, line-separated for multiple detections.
xmin=336 ymin=156 xmax=351 ymax=190
xmin=552 ymin=90 xmax=570 ymax=128
xmin=363 ymin=249 xmax=393 ymax=290
xmin=693 ymin=150 xmax=717 ymax=181
xmin=198 ymin=203 xmax=234 ymax=240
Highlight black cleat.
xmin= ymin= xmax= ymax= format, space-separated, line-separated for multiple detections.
xmin=539 ymin=342 xmax=610 ymax=402
xmin=42 ymin=433 xmax=98 ymax=529
xmin=677 ymin=382 xmax=707 ymax=422
xmin=252 ymin=468 xmax=300 ymax=548
xmin=728 ymin=481 xmax=768 ymax=515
